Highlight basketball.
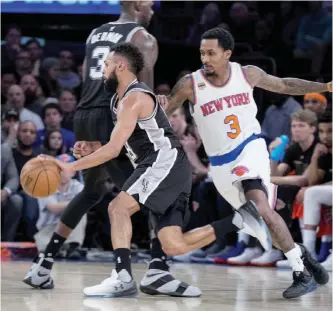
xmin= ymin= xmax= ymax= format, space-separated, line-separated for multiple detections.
xmin=20 ymin=157 xmax=61 ymax=198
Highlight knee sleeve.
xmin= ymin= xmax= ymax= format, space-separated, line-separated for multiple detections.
xmin=242 ymin=179 xmax=268 ymax=197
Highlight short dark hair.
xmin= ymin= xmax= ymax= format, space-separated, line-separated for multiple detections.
xmin=42 ymin=103 xmax=63 ymax=119
xmin=318 ymin=111 xmax=332 ymax=124
xmin=24 ymin=38 xmax=41 ymax=49
xmin=201 ymin=27 xmax=235 ymax=51
xmin=109 ymin=42 xmax=144 ymax=75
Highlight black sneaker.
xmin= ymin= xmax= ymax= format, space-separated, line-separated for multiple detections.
xmin=298 ymin=244 xmax=329 ymax=285
xmin=283 ymin=269 xmax=317 ymax=299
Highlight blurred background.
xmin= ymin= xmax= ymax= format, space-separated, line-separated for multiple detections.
xmin=1 ymin=1 xmax=332 ymax=268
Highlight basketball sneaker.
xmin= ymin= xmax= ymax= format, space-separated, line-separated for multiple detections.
xmin=250 ymin=248 xmax=284 ymax=267
xmin=140 ymin=268 xmax=201 ymax=297
xmin=282 ymin=268 xmax=317 ymax=299
xmin=205 ymin=246 xmax=233 ymax=263
xmin=237 ymin=201 xmax=272 ymax=251
xmin=298 ymin=243 xmax=329 ymax=285
xmin=22 ymin=253 xmax=54 ymax=289
xmin=317 ymin=242 xmax=331 ymax=263
xmin=190 ymin=243 xmax=222 ymax=263
xmin=276 ymin=259 xmax=291 ymax=269
xmin=227 ymin=247 xmax=263 ymax=266
xmin=214 ymin=242 xmax=246 ymax=264
xmin=321 ymin=253 xmax=332 ymax=272
xmin=83 ymin=269 xmax=138 ymax=298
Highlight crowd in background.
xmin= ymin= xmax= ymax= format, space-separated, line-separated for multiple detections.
xmin=1 ymin=1 xmax=332 ymax=267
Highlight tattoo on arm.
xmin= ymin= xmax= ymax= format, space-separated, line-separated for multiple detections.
xmin=243 ymin=65 xmax=330 ymax=95
xmin=165 ymin=74 xmax=192 ymax=116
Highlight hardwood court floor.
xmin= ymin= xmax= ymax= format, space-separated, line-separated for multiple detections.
xmin=1 ymin=261 xmax=332 ymax=311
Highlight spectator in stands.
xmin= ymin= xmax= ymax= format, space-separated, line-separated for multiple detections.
xmin=35 ymin=103 xmax=75 ymax=151
xmin=303 ymin=112 xmax=332 ymax=268
xmin=1 ymin=24 xmax=21 ymax=68
xmin=57 ymin=50 xmax=80 ymax=89
xmin=261 ymin=92 xmax=302 ymax=141
xmin=35 ymin=156 xmax=86 ymax=259
xmin=6 ymin=84 xmax=44 ymax=130
xmin=58 ymin=89 xmax=77 ymax=131
xmin=303 ymin=93 xmax=328 ymax=115
xmin=12 ymin=121 xmax=39 ymax=176
xmin=20 ymin=74 xmax=44 ymax=115
xmin=228 ymin=2 xmax=257 ymax=43
xmin=294 ymin=1 xmax=332 ymax=75
xmin=42 ymin=130 xmax=67 ymax=157
xmin=15 ymin=50 xmax=32 ymax=78
xmin=25 ymin=38 xmax=43 ymax=77
xmin=1 ymin=109 xmax=19 ymax=146
xmin=1 ymin=142 xmax=23 ymax=241
xmin=39 ymin=57 xmax=61 ymax=98
xmin=155 ymin=82 xmax=171 ymax=96
xmin=12 ymin=121 xmax=40 ymax=241
xmin=1 ymin=70 xmax=18 ymax=105
xmin=270 ymin=109 xmax=318 ymax=185
xmin=253 ymin=19 xmax=275 ymax=57
xmin=187 ymin=2 xmax=222 ymax=45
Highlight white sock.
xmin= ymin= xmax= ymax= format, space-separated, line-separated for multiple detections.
xmin=322 ymin=235 xmax=332 ymax=243
xmin=303 ymin=229 xmax=317 ymax=257
xmin=238 ymin=232 xmax=249 ymax=245
xmin=285 ymin=245 xmax=304 ymax=272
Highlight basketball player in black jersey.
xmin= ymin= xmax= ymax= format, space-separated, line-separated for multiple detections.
xmin=42 ymin=43 xmax=271 ymax=297
xmin=23 ymin=1 xmax=200 ymax=297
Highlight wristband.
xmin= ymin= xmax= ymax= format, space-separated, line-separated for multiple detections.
xmin=328 ymin=82 xmax=332 ymax=93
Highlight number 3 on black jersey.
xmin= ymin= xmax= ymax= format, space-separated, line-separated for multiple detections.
xmin=89 ymin=46 xmax=110 ymax=80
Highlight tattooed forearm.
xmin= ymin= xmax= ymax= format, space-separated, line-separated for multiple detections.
xmin=266 ymin=78 xmax=329 ymax=95
xmin=165 ymin=74 xmax=192 ymax=115
xmin=243 ymin=65 xmax=331 ymax=95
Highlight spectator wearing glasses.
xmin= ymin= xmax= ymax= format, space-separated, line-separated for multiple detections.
xmin=57 ymin=50 xmax=80 ymax=90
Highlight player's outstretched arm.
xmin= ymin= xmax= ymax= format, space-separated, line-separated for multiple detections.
xmin=164 ymin=74 xmax=194 ymax=116
xmin=131 ymin=30 xmax=158 ymax=90
xmin=243 ymin=65 xmax=332 ymax=95
xmin=69 ymin=94 xmax=140 ymax=172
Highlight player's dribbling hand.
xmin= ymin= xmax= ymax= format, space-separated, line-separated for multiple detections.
xmin=38 ymin=154 xmax=75 ymax=174
xmin=157 ymin=95 xmax=169 ymax=110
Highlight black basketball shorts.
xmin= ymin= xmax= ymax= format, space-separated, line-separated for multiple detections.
xmin=122 ymin=147 xmax=192 ymax=231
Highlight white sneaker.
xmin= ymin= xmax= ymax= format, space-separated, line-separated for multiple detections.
xmin=276 ymin=259 xmax=291 ymax=269
xmin=227 ymin=247 xmax=263 ymax=265
xmin=251 ymin=249 xmax=284 ymax=267
xmin=172 ymin=249 xmax=204 ymax=262
xmin=321 ymin=253 xmax=332 ymax=271
xmin=83 ymin=269 xmax=138 ymax=298
xmin=22 ymin=254 xmax=54 ymax=289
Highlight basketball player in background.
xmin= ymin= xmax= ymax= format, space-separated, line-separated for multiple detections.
xmin=158 ymin=27 xmax=331 ymax=299
xmin=23 ymin=1 xmax=201 ymax=297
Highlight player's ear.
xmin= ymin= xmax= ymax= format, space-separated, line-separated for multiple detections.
xmin=225 ymin=50 xmax=232 ymax=60
xmin=134 ymin=1 xmax=141 ymax=12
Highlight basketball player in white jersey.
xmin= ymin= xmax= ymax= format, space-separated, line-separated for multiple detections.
xmin=158 ymin=27 xmax=331 ymax=299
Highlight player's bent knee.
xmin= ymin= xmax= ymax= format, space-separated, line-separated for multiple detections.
xmin=161 ymin=241 xmax=187 ymax=256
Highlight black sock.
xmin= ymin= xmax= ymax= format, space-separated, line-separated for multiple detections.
xmin=211 ymin=213 xmax=242 ymax=240
xmin=149 ymin=238 xmax=169 ymax=271
xmin=43 ymin=233 xmax=67 ymax=265
xmin=114 ymin=248 xmax=132 ymax=276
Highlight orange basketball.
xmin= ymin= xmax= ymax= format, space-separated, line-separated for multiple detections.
xmin=20 ymin=158 xmax=61 ymax=198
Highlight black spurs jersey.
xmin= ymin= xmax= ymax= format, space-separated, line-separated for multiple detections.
xmin=78 ymin=22 xmax=144 ymax=110
xmin=111 ymin=80 xmax=181 ymax=165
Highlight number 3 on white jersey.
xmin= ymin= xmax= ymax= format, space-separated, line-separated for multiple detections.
xmin=89 ymin=46 xmax=110 ymax=80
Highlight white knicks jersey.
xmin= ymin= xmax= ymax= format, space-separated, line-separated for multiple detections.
xmin=190 ymin=62 xmax=261 ymax=156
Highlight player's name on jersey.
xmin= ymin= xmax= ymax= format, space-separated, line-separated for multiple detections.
xmin=201 ymin=92 xmax=250 ymax=117
xmin=90 ymin=31 xmax=123 ymax=44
